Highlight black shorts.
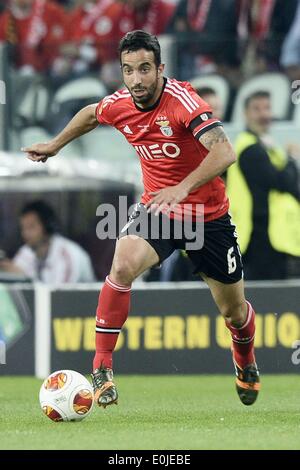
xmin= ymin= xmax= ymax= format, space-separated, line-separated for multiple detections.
xmin=119 ymin=203 xmax=243 ymax=284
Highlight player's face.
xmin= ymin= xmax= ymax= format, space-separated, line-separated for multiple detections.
xmin=20 ymin=212 xmax=47 ymax=249
xmin=121 ymin=49 xmax=164 ymax=108
xmin=245 ymin=97 xmax=272 ymax=133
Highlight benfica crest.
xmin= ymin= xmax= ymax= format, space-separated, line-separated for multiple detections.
xmin=155 ymin=117 xmax=173 ymax=137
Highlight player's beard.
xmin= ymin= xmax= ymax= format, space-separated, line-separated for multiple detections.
xmin=129 ymin=80 xmax=159 ymax=106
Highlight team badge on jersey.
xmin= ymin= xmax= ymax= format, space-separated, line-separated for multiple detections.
xmin=200 ymin=113 xmax=209 ymax=121
xmin=155 ymin=117 xmax=173 ymax=137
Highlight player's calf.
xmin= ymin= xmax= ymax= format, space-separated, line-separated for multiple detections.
xmin=226 ymin=301 xmax=260 ymax=405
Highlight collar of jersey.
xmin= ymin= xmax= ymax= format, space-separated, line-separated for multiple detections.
xmin=133 ymin=77 xmax=167 ymax=113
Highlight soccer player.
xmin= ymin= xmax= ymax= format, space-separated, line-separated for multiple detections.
xmin=22 ymin=30 xmax=260 ymax=407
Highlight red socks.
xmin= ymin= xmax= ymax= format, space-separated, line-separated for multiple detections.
xmin=226 ymin=301 xmax=256 ymax=369
xmin=93 ymin=276 xmax=131 ymax=371
xmin=93 ymin=280 xmax=255 ymax=372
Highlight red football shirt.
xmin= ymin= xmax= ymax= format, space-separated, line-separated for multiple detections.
xmin=96 ymin=77 xmax=229 ymax=222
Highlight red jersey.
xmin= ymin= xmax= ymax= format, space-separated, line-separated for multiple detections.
xmin=96 ymin=78 xmax=229 ymax=222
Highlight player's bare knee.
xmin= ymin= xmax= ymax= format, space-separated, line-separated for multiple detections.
xmin=110 ymin=258 xmax=137 ymax=286
xmin=220 ymin=300 xmax=247 ymax=326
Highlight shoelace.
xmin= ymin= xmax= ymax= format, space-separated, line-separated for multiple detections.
xmin=92 ymin=370 xmax=111 ymax=389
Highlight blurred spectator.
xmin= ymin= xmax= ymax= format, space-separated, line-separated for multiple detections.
xmin=0 ymin=0 xmax=67 ymax=75
xmin=0 ymin=0 xmax=5 ymax=14
xmin=238 ymin=0 xmax=276 ymax=42
xmin=280 ymin=0 xmax=300 ymax=80
xmin=168 ymin=0 xmax=240 ymax=79
xmin=226 ymin=91 xmax=300 ymax=280
xmin=0 ymin=200 xmax=95 ymax=283
xmin=95 ymin=0 xmax=177 ymax=89
xmin=240 ymin=0 xmax=298 ymax=75
xmin=118 ymin=0 xmax=176 ymax=35
xmin=265 ymin=0 xmax=298 ymax=69
xmin=57 ymin=0 xmax=176 ymax=88
xmin=55 ymin=0 xmax=120 ymax=82
xmin=196 ymin=86 xmax=225 ymax=119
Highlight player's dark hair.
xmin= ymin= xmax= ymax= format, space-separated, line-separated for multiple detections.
xmin=119 ymin=30 xmax=161 ymax=67
xmin=244 ymin=91 xmax=271 ymax=109
xmin=20 ymin=200 xmax=59 ymax=235
xmin=197 ymin=87 xmax=216 ymax=97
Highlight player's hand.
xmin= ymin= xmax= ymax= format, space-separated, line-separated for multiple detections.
xmin=21 ymin=142 xmax=58 ymax=163
xmin=145 ymin=184 xmax=189 ymax=216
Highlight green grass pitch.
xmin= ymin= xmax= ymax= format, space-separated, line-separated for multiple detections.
xmin=0 ymin=375 xmax=299 ymax=450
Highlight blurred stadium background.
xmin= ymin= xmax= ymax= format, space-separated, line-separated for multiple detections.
xmin=0 ymin=0 xmax=299 ymax=450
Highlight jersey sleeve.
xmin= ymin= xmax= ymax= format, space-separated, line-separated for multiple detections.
xmin=174 ymin=82 xmax=223 ymax=140
xmin=95 ymin=97 xmax=114 ymax=126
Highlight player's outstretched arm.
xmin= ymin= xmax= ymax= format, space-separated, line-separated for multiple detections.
xmin=21 ymin=104 xmax=99 ymax=163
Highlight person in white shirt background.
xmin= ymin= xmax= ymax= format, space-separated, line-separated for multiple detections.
xmin=0 ymin=200 xmax=95 ymax=283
